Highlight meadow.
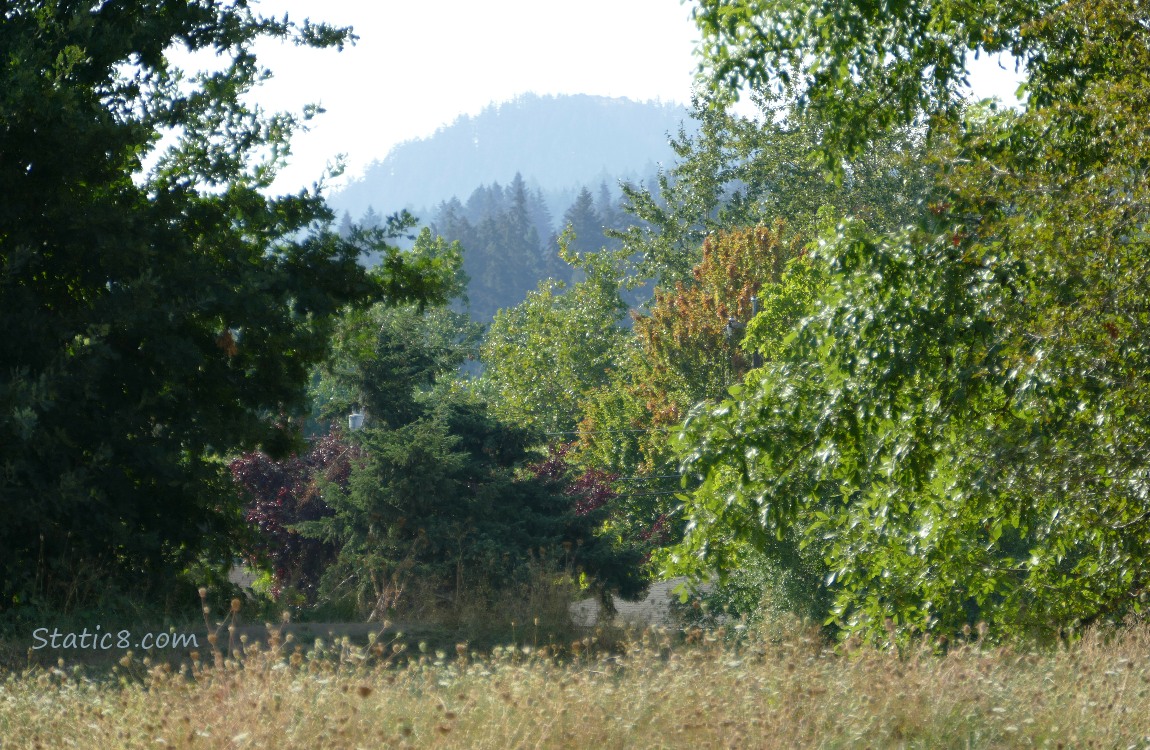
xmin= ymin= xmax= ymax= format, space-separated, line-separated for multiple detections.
xmin=3 ymin=616 xmax=1150 ymax=749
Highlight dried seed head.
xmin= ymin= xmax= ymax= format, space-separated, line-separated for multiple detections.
xmin=231 ymin=598 xmax=242 ymax=613
xmin=198 ymin=587 xmax=208 ymax=599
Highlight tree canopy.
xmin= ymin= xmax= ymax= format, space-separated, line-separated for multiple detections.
xmin=668 ymin=0 xmax=1150 ymax=641
xmin=692 ymin=0 xmax=1030 ymax=161
xmin=480 ymin=241 xmax=630 ymax=436
xmin=237 ymin=300 xmax=646 ymax=620
xmin=617 ymin=94 xmax=929 ymax=286
xmin=0 ymin=1 xmax=458 ymax=613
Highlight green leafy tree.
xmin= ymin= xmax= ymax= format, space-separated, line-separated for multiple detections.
xmin=578 ymin=226 xmax=802 ymax=544
xmin=692 ymin=0 xmax=1024 ymax=163
xmin=480 ymin=242 xmax=630 ymax=436
xmin=301 ymin=397 xmax=644 ymax=620
xmin=309 ymin=230 xmax=474 ymax=431
xmin=673 ymin=0 xmax=1150 ymax=642
xmin=0 ymin=2 xmax=458 ymax=613
xmin=617 ymin=94 xmax=929 ymax=286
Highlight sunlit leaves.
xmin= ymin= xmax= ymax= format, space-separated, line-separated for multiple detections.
xmin=481 ymin=246 xmax=630 ymax=436
xmin=672 ymin=0 xmax=1150 ymax=642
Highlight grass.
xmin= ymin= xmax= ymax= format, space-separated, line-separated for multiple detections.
xmin=3 ymin=616 xmax=1150 ymax=749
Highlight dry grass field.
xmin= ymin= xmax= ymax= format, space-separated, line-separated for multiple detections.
xmin=3 ymin=616 xmax=1150 ymax=749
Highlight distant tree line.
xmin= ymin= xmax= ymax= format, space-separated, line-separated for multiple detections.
xmin=344 ymin=173 xmax=636 ymax=322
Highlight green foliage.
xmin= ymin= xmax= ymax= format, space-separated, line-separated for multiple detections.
xmin=310 ymin=232 xmax=472 ymax=430
xmin=299 ymin=300 xmax=643 ymax=619
xmin=676 ymin=544 xmax=832 ymax=632
xmin=672 ymin=0 xmax=1150 ymax=642
xmin=302 ymin=397 xmax=635 ymax=619
xmin=657 ymin=238 xmax=835 ymax=614
xmin=574 ymin=227 xmax=802 ymax=545
xmin=742 ymin=250 xmax=827 ymax=364
xmin=617 ymin=94 xmax=929 ymax=286
xmin=480 ymin=241 xmax=630 ymax=436
xmin=691 ymin=0 xmax=1028 ymax=165
xmin=0 ymin=2 xmax=458 ymax=612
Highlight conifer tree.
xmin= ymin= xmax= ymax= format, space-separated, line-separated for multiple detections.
xmin=563 ymin=187 xmax=604 ymax=254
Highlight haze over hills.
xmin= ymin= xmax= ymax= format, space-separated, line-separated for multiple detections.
xmin=328 ymin=93 xmax=691 ymax=223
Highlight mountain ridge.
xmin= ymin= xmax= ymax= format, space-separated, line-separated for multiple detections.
xmin=328 ymin=93 xmax=691 ymax=222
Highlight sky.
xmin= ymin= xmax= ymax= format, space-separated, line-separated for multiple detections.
xmin=224 ymin=0 xmax=1024 ymax=194
xmin=242 ymin=0 xmax=702 ymax=193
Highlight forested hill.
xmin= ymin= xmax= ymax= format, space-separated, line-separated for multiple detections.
xmin=329 ymin=93 xmax=689 ymax=221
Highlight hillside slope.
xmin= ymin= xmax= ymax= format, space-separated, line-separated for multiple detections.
xmin=330 ymin=93 xmax=689 ymax=220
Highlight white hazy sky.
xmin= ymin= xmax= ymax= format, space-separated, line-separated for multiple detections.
xmin=244 ymin=0 xmax=701 ymax=193
xmin=233 ymin=0 xmax=1023 ymax=194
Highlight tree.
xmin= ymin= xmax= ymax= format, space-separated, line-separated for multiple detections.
xmin=578 ymin=226 xmax=803 ymax=544
xmin=337 ymin=211 xmax=355 ymax=239
xmin=562 ymin=187 xmax=606 ymax=254
xmin=691 ymin=0 xmax=1027 ymax=163
xmin=0 ymin=2 xmax=459 ymax=613
xmin=672 ymin=0 xmax=1150 ymax=641
xmin=310 ymin=231 xmax=475 ymax=431
xmin=292 ymin=298 xmax=643 ymax=619
xmin=631 ymin=226 xmax=797 ymax=410
xmin=300 ymin=396 xmax=644 ymax=620
xmin=617 ymin=93 xmax=929 ymax=287
xmin=360 ymin=206 xmax=384 ymax=230
xmin=431 ymin=180 xmax=553 ymax=322
xmin=480 ymin=243 xmax=630 ymax=436
xmin=229 ymin=429 xmax=358 ymax=602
